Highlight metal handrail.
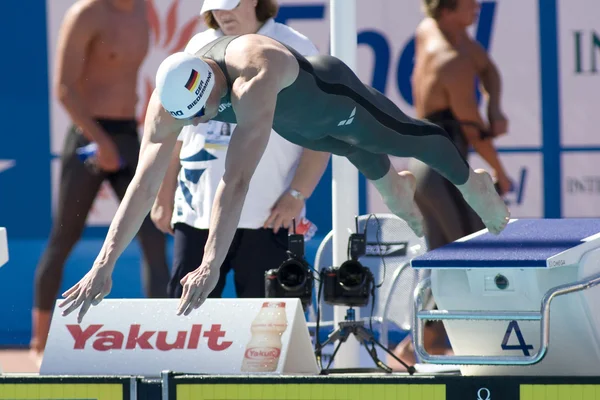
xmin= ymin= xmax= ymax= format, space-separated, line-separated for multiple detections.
xmin=413 ymin=272 xmax=600 ymax=365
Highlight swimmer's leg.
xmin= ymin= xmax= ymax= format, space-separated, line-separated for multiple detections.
xmin=372 ymin=122 xmax=508 ymax=234
xmin=307 ymin=54 xmax=509 ymax=234
xmin=350 ymin=154 xmax=424 ymax=237
xmin=281 ymin=132 xmax=424 ymax=236
xmin=330 ymin=84 xmax=509 ymax=234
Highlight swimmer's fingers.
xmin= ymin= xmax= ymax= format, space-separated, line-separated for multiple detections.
xmin=77 ymin=295 xmax=94 ymax=323
xmin=61 ymin=284 xmax=80 ymax=299
xmin=192 ymin=272 xmax=218 ymax=310
xmin=58 ymin=293 xmax=78 ymax=310
xmin=183 ymin=288 xmax=203 ymax=316
xmin=177 ymin=293 xmax=193 ymax=316
xmin=177 ymin=279 xmax=193 ymax=316
xmin=60 ymin=290 xmax=86 ymax=317
xmin=193 ymin=292 xmax=208 ymax=310
xmin=91 ymin=290 xmax=108 ymax=306
xmin=59 ymin=282 xmax=84 ymax=310
xmin=91 ymin=278 xmax=112 ymax=306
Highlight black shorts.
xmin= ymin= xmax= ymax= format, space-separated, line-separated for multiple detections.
xmin=167 ymin=223 xmax=290 ymax=298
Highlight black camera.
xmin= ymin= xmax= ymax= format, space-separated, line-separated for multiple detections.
xmin=322 ymin=232 xmax=373 ymax=307
xmin=265 ymin=221 xmax=313 ymax=310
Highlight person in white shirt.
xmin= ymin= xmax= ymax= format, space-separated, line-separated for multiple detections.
xmin=151 ymin=0 xmax=330 ymax=299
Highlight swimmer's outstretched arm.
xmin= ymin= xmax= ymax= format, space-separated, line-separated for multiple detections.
xmin=59 ymin=91 xmax=182 ymax=322
xmin=176 ymin=71 xmax=280 ymax=316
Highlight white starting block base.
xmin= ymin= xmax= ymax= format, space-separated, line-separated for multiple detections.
xmin=0 ymin=228 xmax=8 ymax=268
xmin=411 ymin=218 xmax=600 ymax=376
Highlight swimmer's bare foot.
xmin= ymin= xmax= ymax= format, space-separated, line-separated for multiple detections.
xmin=458 ymin=169 xmax=510 ymax=235
xmin=372 ymin=169 xmax=424 ymax=237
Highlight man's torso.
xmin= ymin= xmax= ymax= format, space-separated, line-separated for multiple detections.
xmin=412 ymin=18 xmax=481 ymax=118
xmin=77 ymin=0 xmax=149 ymax=118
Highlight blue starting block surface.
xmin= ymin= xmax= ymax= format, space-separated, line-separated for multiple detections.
xmin=411 ymin=218 xmax=600 ymax=269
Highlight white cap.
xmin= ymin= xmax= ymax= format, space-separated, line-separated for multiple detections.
xmin=201 ymin=0 xmax=241 ymax=14
xmin=155 ymin=52 xmax=215 ymax=120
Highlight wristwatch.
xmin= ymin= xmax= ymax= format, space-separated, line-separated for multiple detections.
xmin=289 ymin=188 xmax=307 ymax=201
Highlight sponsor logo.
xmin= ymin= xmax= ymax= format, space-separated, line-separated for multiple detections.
xmin=574 ymin=30 xmax=600 ymax=75
xmin=337 ymin=107 xmax=356 ymax=126
xmin=169 ymin=110 xmax=184 ymax=117
xmin=244 ymin=347 xmax=281 ymax=359
xmin=276 ymin=2 xmax=497 ymax=106
xmin=365 ymin=242 xmax=407 ymax=257
xmin=565 ymin=175 xmax=600 ymax=194
xmin=219 ymin=102 xmax=232 ymax=113
xmin=66 ymin=323 xmax=233 ymax=351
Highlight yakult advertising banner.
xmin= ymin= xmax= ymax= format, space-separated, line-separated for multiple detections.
xmin=41 ymin=298 xmax=319 ymax=376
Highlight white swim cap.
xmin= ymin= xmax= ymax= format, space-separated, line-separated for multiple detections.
xmin=155 ymin=52 xmax=215 ymax=119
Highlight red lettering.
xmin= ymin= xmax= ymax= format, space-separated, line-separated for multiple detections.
xmin=187 ymin=324 xmax=202 ymax=349
xmin=93 ymin=331 xmax=124 ymax=351
xmin=204 ymin=324 xmax=232 ymax=351
xmin=67 ymin=324 xmax=103 ymax=349
xmin=156 ymin=331 xmax=187 ymax=351
xmin=126 ymin=324 xmax=156 ymax=349
xmin=68 ymin=324 xmax=231 ymax=351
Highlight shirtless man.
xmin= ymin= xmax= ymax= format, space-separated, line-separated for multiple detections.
xmin=30 ymin=0 xmax=170 ymax=360
xmin=59 ymin=33 xmax=510 ymax=322
xmin=390 ymin=0 xmax=512 ymax=369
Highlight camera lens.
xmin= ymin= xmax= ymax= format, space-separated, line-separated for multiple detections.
xmin=494 ymin=274 xmax=509 ymax=290
xmin=338 ymin=261 xmax=366 ymax=290
xmin=277 ymin=261 xmax=307 ymax=290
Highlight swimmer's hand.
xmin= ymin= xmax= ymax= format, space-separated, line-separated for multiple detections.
xmin=494 ymin=171 xmax=513 ymax=196
xmin=96 ymin=138 xmax=122 ymax=172
xmin=487 ymin=107 xmax=508 ymax=137
xmin=177 ymin=264 xmax=220 ymax=316
xmin=59 ymin=266 xmax=113 ymax=323
xmin=264 ymin=190 xmax=305 ymax=234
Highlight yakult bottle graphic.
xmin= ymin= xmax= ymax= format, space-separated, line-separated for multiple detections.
xmin=241 ymin=301 xmax=288 ymax=372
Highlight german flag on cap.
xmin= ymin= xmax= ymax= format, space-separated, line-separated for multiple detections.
xmin=184 ymin=69 xmax=200 ymax=92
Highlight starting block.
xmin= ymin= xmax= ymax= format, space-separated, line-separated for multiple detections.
xmin=411 ymin=218 xmax=600 ymax=376
xmin=0 ymin=227 xmax=7 ymax=268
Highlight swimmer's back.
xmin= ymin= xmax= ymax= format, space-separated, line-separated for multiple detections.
xmin=194 ymin=34 xmax=377 ymax=138
xmin=413 ymin=18 xmax=465 ymax=118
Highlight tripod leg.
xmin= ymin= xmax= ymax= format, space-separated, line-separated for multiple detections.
xmin=315 ymin=328 xmax=341 ymax=371
xmin=326 ymin=338 xmax=346 ymax=370
xmin=358 ymin=337 xmax=393 ymax=373
xmin=315 ymin=327 xmax=352 ymax=371
xmin=316 ymin=328 xmax=343 ymax=351
xmin=354 ymin=326 xmax=416 ymax=375
xmin=370 ymin=336 xmax=416 ymax=375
